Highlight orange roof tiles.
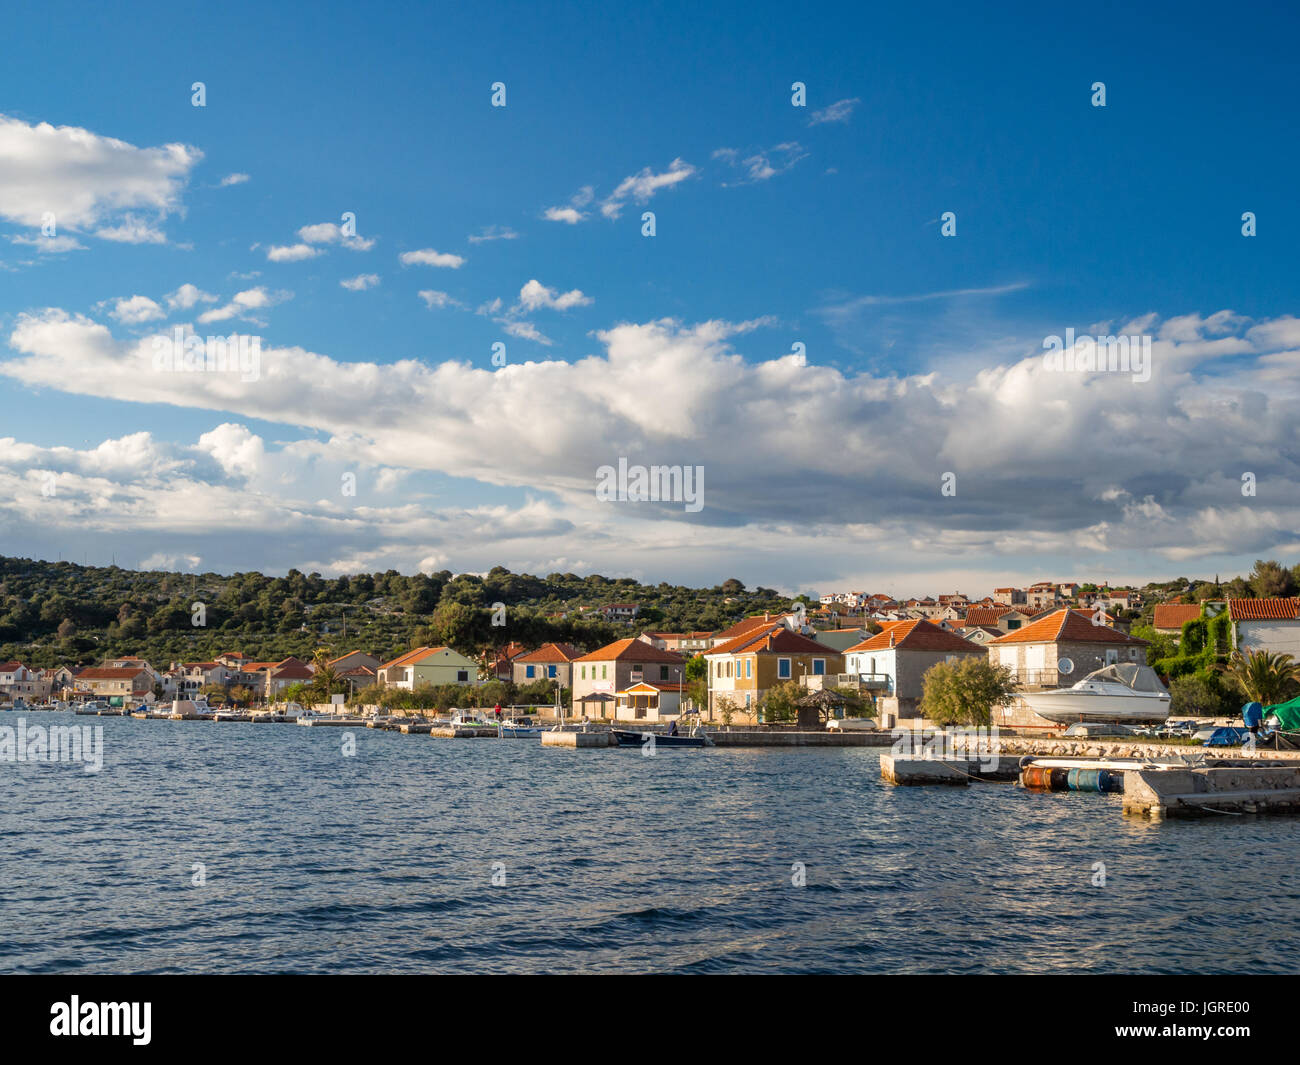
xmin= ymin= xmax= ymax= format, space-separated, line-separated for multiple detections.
xmin=990 ymin=609 xmax=1147 ymax=645
xmin=1228 ymin=597 xmax=1300 ymax=621
xmin=710 ymin=623 xmax=843 ymax=657
xmin=514 ymin=642 xmax=582 ymax=663
xmin=843 ymin=620 xmax=981 ymax=654
xmin=573 ymin=638 xmax=686 ymax=664
xmin=1153 ymin=603 xmax=1203 ymax=630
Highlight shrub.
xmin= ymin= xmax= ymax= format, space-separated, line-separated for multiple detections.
xmin=921 ymin=657 xmax=1019 ymax=727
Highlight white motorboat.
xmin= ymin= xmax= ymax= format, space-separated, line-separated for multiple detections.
xmin=1022 ymin=663 xmax=1171 ymax=725
xmin=449 ymin=709 xmax=545 ymax=736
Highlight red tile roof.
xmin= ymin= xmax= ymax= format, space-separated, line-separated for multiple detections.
xmin=709 ymin=624 xmax=838 ymax=657
xmin=1228 ymin=597 xmax=1300 ymax=621
xmin=76 ymin=667 xmax=151 ymax=680
xmin=574 ymin=638 xmax=686 ymax=664
xmin=843 ymin=620 xmax=982 ymax=654
xmin=379 ymin=646 xmax=454 ymax=671
xmin=709 ymin=613 xmax=798 ymax=643
xmin=963 ymin=606 xmax=1014 ymax=626
xmin=1153 ymin=603 xmax=1203 ymax=630
xmin=990 ymin=609 xmax=1147 ymax=646
xmin=513 ymin=642 xmax=582 ymax=663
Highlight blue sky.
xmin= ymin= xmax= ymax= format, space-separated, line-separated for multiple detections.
xmin=1 ymin=0 xmax=1298 ymax=596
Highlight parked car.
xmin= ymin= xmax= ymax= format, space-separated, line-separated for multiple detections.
xmin=1193 ymin=726 xmax=1249 ymax=747
xmin=1064 ymin=722 xmax=1136 ymax=737
xmin=827 ymin=717 xmax=878 ymax=731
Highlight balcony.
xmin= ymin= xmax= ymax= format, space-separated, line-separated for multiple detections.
xmin=1006 ymin=669 xmax=1061 ymax=691
xmin=800 ymin=672 xmax=891 ymax=692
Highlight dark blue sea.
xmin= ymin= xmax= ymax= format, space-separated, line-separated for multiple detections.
xmin=2 ymin=713 xmax=1296 ymax=974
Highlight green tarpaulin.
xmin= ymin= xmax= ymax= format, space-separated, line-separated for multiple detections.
xmin=1266 ymin=695 xmax=1300 ymax=731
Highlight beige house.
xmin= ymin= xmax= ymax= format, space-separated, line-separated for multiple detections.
xmin=571 ymin=638 xmax=686 ymax=719
xmin=704 ymin=622 xmax=844 ymax=725
xmin=511 ymin=642 xmax=581 ymax=687
xmin=378 ymin=646 xmax=482 ymax=689
xmin=843 ymin=620 xmax=986 ymax=725
xmin=75 ymin=667 xmax=155 ymax=704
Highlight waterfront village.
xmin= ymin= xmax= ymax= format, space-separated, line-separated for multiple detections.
xmin=3 ymin=578 xmax=1299 ymax=737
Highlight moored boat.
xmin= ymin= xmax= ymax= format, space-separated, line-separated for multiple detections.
xmin=612 ymin=728 xmax=707 ymax=748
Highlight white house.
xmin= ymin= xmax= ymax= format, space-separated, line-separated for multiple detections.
xmin=1229 ymin=598 xmax=1300 ymax=658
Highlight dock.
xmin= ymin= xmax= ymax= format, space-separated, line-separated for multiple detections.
xmin=880 ymin=753 xmax=1020 ymax=785
xmin=1123 ymin=764 xmax=1300 ymax=818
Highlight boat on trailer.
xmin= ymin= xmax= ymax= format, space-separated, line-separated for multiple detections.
xmin=1021 ymin=663 xmax=1171 ymax=725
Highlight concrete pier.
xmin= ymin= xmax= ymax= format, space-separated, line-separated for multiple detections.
xmin=709 ymin=730 xmax=893 ymax=747
xmin=1123 ymin=765 xmax=1300 ymax=818
xmin=881 ymin=753 xmax=1020 ymax=785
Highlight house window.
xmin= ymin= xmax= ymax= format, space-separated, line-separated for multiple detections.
xmin=812 ymin=659 xmax=825 ymax=675
xmin=581 ymin=665 xmax=587 ymax=679
xmin=778 ymin=658 xmax=791 ymax=679
xmin=659 ymin=665 xmax=669 ymax=680
xmin=601 ymin=665 xmax=607 ymax=679
xmin=745 ymin=659 xmax=752 ymax=679
xmin=1007 ymin=619 xmax=1021 ymax=630
xmin=1105 ymin=650 xmax=1118 ymax=665
xmin=548 ymin=665 xmax=558 ymax=678
xmin=456 ymin=670 xmax=469 ymax=682
xmin=526 ymin=665 xmax=536 ymax=679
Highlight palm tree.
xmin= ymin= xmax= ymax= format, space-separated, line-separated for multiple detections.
xmin=311 ymin=647 xmax=341 ymax=703
xmin=1225 ymin=649 xmax=1300 ymax=707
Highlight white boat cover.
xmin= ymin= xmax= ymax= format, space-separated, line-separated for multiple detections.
xmin=1080 ymin=663 xmax=1168 ymax=694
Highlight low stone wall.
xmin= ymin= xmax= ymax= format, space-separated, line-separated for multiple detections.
xmin=709 ymin=730 xmax=894 ymax=747
xmin=987 ymin=736 xmax=1300 ymax=763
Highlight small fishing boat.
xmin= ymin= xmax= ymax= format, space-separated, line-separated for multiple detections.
xmin=612 ymin=728 xmax=707 ymax=748
xmin=446 ymin=709 xmax=544 ymax=736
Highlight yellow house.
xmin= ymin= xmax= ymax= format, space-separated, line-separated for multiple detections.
xmin=377 ymin=646 xmax=481 ymax=689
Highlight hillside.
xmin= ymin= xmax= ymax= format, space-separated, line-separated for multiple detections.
xmin=0 ymin=557 xmax=788 ymax=668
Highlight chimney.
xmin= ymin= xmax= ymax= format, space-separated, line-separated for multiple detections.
xmin=888 ymin=631 xmax=895 ymax=647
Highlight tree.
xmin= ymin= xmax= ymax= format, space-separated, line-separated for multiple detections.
xmin=1130 ymin=624 xmax=1176 ymax=664
xmin=684 ymin=654 xmax=707 ymax=710
xmin=920 ymin=657 xmax=1019 ymax=727
xmin=1249 ymin=560 xmax=1296 ymax=600
xmin=310 ymin=647 xmax=344 ymax=702
xmin=1225 ymin=649 xmax=1300 ymax=707
xmin=760 ymin=680 xmax=801 ymax=724
xmin=1169 ymin=673 xmax=1236 ymax=718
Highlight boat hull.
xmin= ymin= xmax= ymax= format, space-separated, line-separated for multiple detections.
xmin=612 ymin=729 xmax=706 ymax=748
xmin=1021 ymin=691 xmax=1171 ymax=725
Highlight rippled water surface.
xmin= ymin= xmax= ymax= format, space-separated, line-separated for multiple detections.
xmin=2 ymin=713 xmax=1297 ymax=973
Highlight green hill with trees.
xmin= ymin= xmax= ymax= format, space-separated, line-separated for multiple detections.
xmin=0 ymin=556 xmax=790 ymax=669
